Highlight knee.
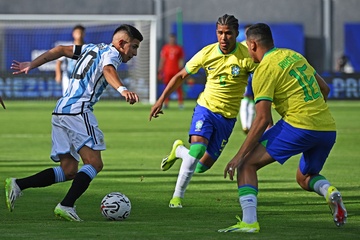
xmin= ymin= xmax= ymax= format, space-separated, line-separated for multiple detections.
xmin=296 ymin=168 xmax=311 ymax=191
xmin=82 ymin=156 xmax=103 ymax=173
xmin=189 ymin=143 xmax=207 ymax=160
xmin=90 ymin=161 xmax=103 ymax=173
xmin=296 ymin=177 xmax=308 ymax=190
xmin=95 ymin=162 xmax=103 ymax=173
xmin=63 ymin=168 xmax=78 ymax=180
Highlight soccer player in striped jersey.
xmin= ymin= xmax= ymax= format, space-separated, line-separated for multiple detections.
xmin=6 ymin=24 xmax=143 ymax=221
xmin=150 ymin=14 xmax=257 ymax=209
xmin=219 ymin=23 xmax=347 ymax=233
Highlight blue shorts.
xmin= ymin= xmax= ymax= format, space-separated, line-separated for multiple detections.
xmin=244 ymin=74 xmax=253 ymax=97
xmin=189 ymin=105 xmax=236 ymax=160
xmin=260 ymin=119 xmax=336 ymax=175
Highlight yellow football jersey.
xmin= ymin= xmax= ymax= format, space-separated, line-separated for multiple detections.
xmin=253 ymin=48 xmax=336 ymax=131
xmin=185 ymin=42 xmax=257 ymax=118
xmin=240 ymin=40 xmax=247 ymax=47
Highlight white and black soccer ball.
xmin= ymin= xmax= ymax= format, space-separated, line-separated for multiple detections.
xmin=100 ymin=192 xmax=131 ymax=221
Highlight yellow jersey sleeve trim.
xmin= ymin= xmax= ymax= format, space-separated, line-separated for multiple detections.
xmin=185 ymin=65 xmax=193 ymax=74
xmin=255 ymin=96 xmax=273 ymax=103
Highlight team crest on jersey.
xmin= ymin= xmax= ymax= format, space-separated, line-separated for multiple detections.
xmin=195 ymin=120 xmax=203 ymax=132
xmin=231 ymin=65 xmax=240 ymax=77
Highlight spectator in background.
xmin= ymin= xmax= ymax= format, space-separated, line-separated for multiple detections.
xmin=55 ymin=25 xmax=86 ymax=95
xmin=158 ymin=33 xmax=185 ymax=109
xmin=336 ymin=54 xmax=354 ymax=73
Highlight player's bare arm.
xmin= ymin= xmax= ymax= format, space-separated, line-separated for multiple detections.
xmin=149 ymin=68 xmax=189 ymax=121
xmin=103 ymin=65 xmax=139 ymax=105
xmin=224 ymin=100 xmax=273 ymax=180
xmin=55 ymin=60 xmax=63 ymax=84
xmin=11 ymin=45 xmax=74 ymax=75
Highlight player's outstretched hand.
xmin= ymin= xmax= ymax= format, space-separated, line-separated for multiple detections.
xmin=11 ymin=60 xmax=31 ymax=75
xmin=121 ymin=90 xmax=139 ymax=105
xmin=149 ymin=102 xmax=163 ymax=121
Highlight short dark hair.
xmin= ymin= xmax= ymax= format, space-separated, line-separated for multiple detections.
xmin=73 ymin=24 xmax=85 ymax=32
xmin=246 ymin=23 xmax=274 ymax=48
xmin=216 ymin=14 xmax=239 ymax=33
xmin=113 ymin=24 xmax=143 ymax=42
xmin=244 ymin=24 xmax=252 ymax=30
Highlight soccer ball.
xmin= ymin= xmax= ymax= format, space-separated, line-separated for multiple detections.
xmin=100 ymin=192 xmax=131 ymax=221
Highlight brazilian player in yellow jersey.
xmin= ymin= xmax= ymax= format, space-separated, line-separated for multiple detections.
xmin=186 ymin=39 xmax=256 ymax=118
xmin=219 ymin=23 xmax=347 ymax=233
xmin=150 ymin=14 xmax=257 ymax=209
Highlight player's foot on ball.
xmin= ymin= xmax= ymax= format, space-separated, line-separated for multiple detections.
xmin=54 ymin=203 xmax=83 ymax=222
xmin=161 ymin=140 xmax=184 ymax=171
xmin=169 ymin=197 xmax=182 ymax=208
xmin=326 ymin=186 xmax=347 ymax=227
xmin=5 ymin=178 xmax=22 ymax=212
xmin=218 ymin=216 xmax=260 ymax=233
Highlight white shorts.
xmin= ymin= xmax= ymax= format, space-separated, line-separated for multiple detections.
xmin=51 ymin=112 xmax=106 ymax=162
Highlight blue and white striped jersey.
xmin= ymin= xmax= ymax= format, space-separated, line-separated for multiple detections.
xmin=53 ymin=43 xmax=122 ymax=115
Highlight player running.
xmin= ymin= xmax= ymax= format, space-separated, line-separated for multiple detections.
xmin=5 ymin=24 xmax=143 ymax=221
xmin=150 ymin=14 xmax=257 ymax=209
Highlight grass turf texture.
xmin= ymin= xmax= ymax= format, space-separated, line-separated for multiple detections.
xmin=0 ymin=100 xmax=359 ymax=240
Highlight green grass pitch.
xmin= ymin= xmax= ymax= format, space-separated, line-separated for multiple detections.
xmin=0 ymin=100 xmax=359 ymax=240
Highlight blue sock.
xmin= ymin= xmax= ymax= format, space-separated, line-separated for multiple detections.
xmin=53 ymin=166 xmax=66 ymax=183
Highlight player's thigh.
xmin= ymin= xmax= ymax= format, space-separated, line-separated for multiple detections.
xmin=242 ymin=143 xmax=275 ymax=170
xmin=189 ymin=105 xmax=235 ymax=161
xmin=64 ymin=112 xmax=106 ymax=153
xmin=298 ymin=131 xmax=336 ymax=175
xmin=51 ymin=115 xmax=81 ymax=162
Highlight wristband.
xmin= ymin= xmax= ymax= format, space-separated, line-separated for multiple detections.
xmin=117 ymin=86 xmax=128 ymax=94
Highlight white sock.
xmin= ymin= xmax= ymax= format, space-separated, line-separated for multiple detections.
xmin=240 ymin=98 xmax=249 ymax=129
xmin=313 ymin=179 xmax=331 ymax=198
xmin=176 ymin=145 xmax=189 ymax=158
xmin=240 ymin=194 xmax=257 ymax=224
xmin=173 ymin=152 xmax=198 ymax=199
xmin=246 ymin=101 xmax=255 ymax=129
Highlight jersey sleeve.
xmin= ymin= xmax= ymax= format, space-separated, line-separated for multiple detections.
xmin=253 ymin=63 xmax=275 ymax=103
xmin=238 ymin=44 xmax=258 ymax=73
xmin=185 ymin=49 xmax=204 ymax=74
xmin=72 ymin=45 xmax=84 ymax=60
xmin=102 ymin=49 xmax=122 ymax=70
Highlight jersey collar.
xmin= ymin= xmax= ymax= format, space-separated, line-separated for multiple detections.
xmin=263 ymin=47 xmax=277 ymax=58
xmin=217 ymin=42 xmax=238 ymax=55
